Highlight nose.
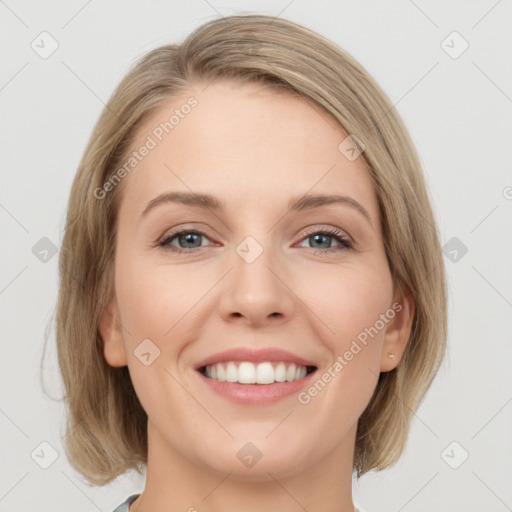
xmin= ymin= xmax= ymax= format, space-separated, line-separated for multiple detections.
xmin=217 ymin=241 xmax=295 ymax=328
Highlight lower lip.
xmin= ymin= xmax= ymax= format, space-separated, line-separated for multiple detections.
xmin=195 ymin=369 xmax=317 ymax=405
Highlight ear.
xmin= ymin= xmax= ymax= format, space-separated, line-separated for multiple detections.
xmin=379 ymin=283 xmax=415 ymax=372
xmin=98 ymin=294 xmax=128 ymax=367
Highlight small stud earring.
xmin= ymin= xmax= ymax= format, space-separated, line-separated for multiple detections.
xmin=388 ymin=353 xmax=396 ymax=359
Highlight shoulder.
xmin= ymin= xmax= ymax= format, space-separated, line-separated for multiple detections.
xmin=112 ymin=494 xmax=140 ymax=512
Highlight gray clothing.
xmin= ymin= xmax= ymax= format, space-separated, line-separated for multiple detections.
xmin=112 ymin=494 xmax=140 ymax=512
xmin=112 ymin=493 xmax=364 ymax=511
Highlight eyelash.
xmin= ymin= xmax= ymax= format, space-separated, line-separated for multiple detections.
xmin=158 ymin=227 xmax=353 ymax=254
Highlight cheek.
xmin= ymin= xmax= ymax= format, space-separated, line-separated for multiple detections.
xmin=114 ymin=262 xmax=195 ymax=417
xmin=114 ymin=258 xmax=212 ymax=400
xmin=302 ymin=266 xmax=391 ymax=415
xmin=116 ymin=258 xmax=202 ymax=339
xmin=304 ymin=264 xmax=392 ymax=349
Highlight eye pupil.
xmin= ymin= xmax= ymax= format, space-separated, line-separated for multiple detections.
xmin=311 ymin=234 xmax=330 ymax=249
xmin=179 ymin=232 xmax=201 ymax=248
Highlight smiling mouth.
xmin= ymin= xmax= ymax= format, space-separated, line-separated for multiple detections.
xmin=199 ymin=361 xmax=317 ymax=385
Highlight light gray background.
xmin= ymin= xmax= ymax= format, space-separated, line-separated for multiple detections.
xmin=1 ymin=1 xmax=511 ymax=511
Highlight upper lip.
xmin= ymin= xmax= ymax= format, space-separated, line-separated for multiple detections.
xmin=194 ymin=347 xmax=318 ymax=370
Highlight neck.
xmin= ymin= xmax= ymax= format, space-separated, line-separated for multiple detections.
xmin=131 ymin=420 xmax=357 ymax=512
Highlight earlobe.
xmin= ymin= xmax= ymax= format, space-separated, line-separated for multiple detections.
xmin=98 ymin=295 xmax=128 ymax=368
xmin=380 ymin=285 xmax=415 ymax=372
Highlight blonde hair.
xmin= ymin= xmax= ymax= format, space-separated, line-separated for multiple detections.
xmin=47 ymin=14 xmax=447 ymax=485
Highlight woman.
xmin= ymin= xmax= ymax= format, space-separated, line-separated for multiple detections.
xmin=55 ymin=14 xmax=447 ymax=512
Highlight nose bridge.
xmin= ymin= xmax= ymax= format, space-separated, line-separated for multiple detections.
xmin=231 ymin=203 xmax=279 ymax=271
xmin=218 ymin=225 xmax=294 ymax=324
xmin=234 ymin=230 xmax=281 ymax=298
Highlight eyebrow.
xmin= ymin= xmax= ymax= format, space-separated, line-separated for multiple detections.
xmin=141 ymin=191 xmax=373 ymax=226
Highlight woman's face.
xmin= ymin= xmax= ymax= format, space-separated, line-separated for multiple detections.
xmin=100 ymin=78 xmax=412 ymax=479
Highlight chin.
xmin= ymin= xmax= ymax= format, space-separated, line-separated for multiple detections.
xmin=210 ymin=455 xmax=309 ymax=482
xmin=196 ymin=439 xmax=314 ymax=481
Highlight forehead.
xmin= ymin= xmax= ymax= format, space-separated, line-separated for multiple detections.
xmin=118 ymin=79 xmax=379 ymax=224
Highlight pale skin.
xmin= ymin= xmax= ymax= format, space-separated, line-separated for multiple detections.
xmin=99 ymin=78 xmax=415 ymax=512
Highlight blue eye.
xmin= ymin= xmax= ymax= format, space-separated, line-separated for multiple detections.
xmin=298 ymin=228 xmax=353 ymax=252
xmin=159 ymin=231 xmax=212 ymax=252
xmin=159 ymin=227 xmax=353 ymax=254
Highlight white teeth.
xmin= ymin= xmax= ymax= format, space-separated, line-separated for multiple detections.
xmin=256 ymin=362 xmax=274 ymax=384
xmin=274 ymin=362 xmax=287 ymax=382
xmin=202 ymin=361 xmax=311 ymax=384
xmin=286 ymin=363 xmax=296 ymax=382
xmin=226 ymin=362 xmax=238 ymax=383
xmin=238 ymin=362 xmax=256 ymax=384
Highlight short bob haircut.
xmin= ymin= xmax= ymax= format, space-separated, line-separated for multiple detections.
xmin=49 ymin=14 xmax=447 ymax=486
